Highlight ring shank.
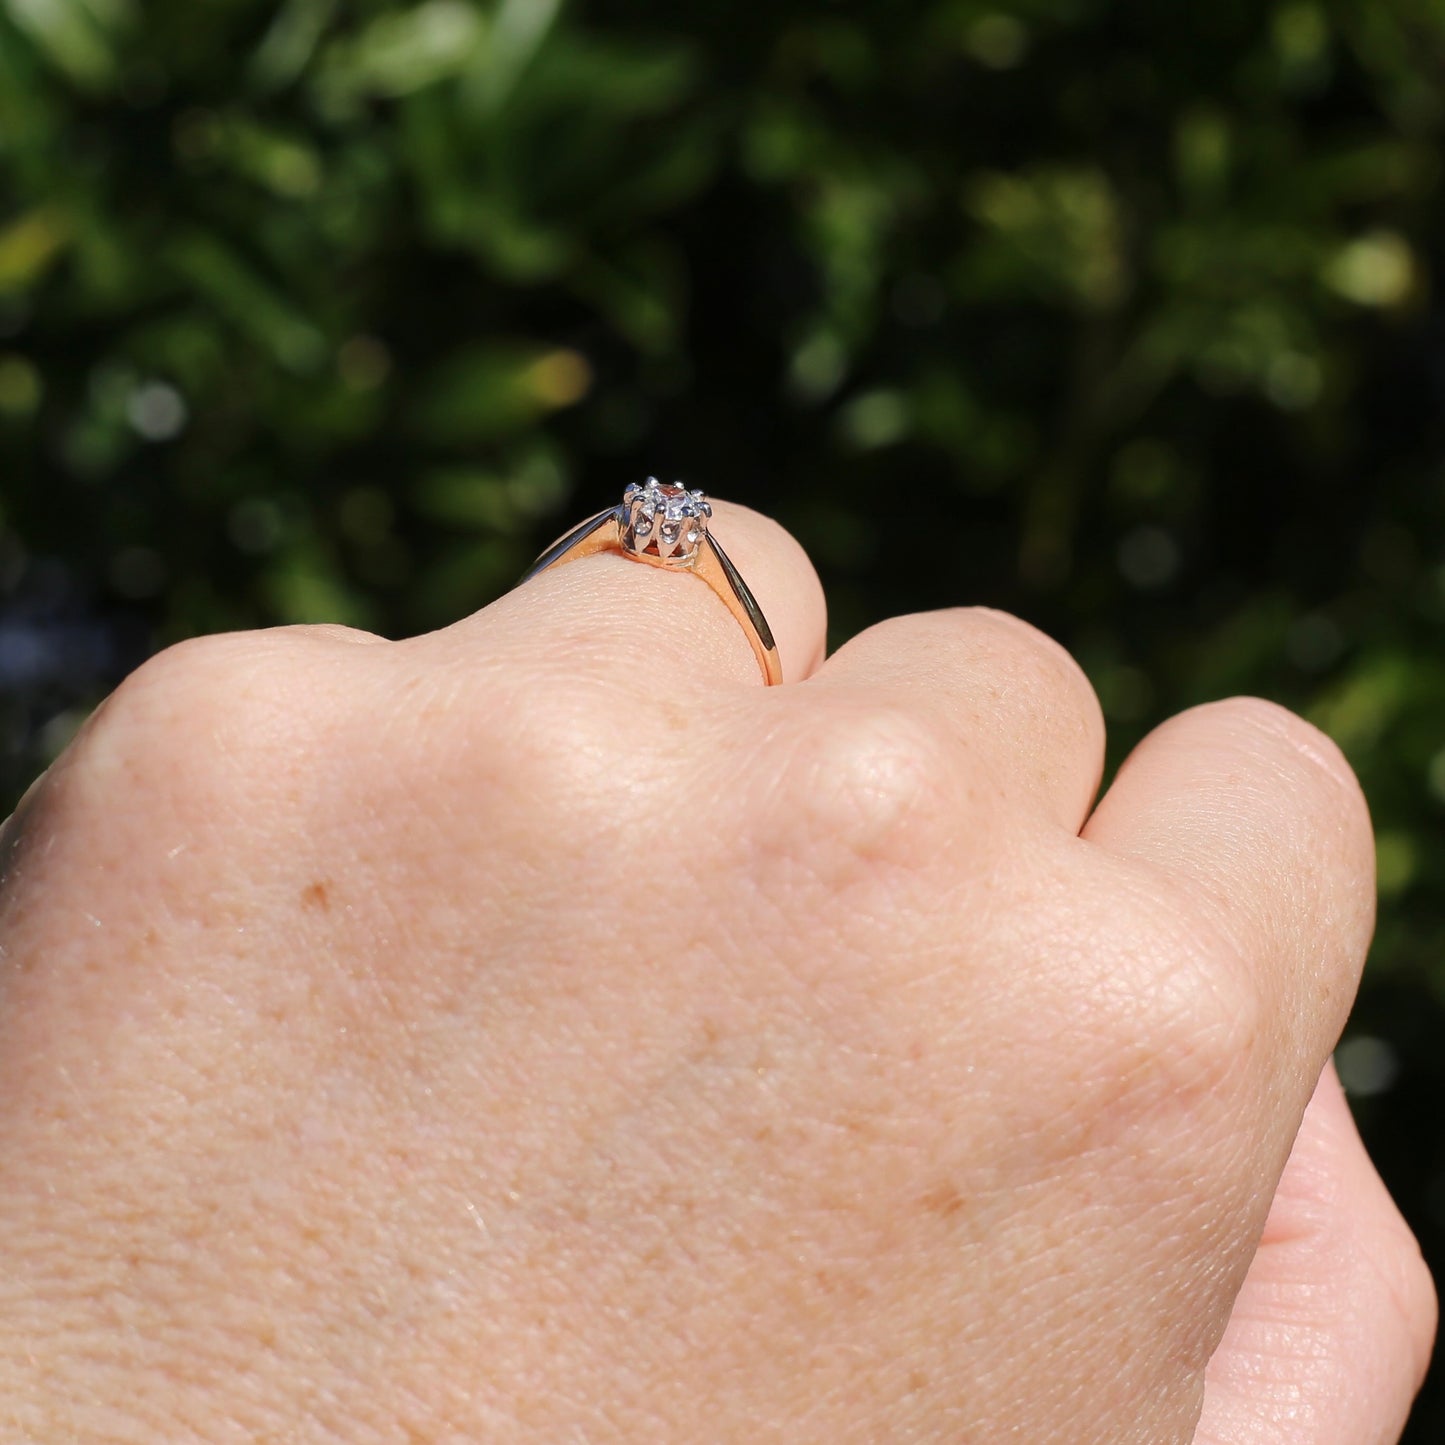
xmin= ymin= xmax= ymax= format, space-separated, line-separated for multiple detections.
xmin=521 ymin=503 xmax=783 ymax=686
xmin=695 ymin=534 xmax=782 ymax=685
xmin=520 ymin=505 xmax=621 ymax=583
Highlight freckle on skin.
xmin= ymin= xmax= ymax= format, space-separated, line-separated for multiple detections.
xmin=922 ymin=1183 xmax=966 ymax=1219
xmin=301 ymin=881 xmax=331 ymax=912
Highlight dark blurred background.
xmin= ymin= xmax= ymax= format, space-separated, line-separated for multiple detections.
xmin=1 ymin=0 xmax=1442 ymax=1432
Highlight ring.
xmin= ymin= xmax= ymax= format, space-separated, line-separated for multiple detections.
xmin=519 ymin=478 xmax=782 ymax=686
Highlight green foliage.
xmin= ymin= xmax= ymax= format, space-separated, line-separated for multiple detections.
xmin=3 ymin=2 xmax=1445 ymax=1427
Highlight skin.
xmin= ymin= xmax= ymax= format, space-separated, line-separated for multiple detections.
xmin=0 ymin=501 xmax=1432 ymax=1443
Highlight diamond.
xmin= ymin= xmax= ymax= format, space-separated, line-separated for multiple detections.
xmin=619 ymin=478 xmax=710 ymax=566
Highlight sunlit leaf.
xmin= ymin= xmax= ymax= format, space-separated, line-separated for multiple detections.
xmin=4 ymin=0 xmax=128 ymax=89
xmin=410 ymin=343 xmax=592 ymax=444
xmin=0 ymin=208 xmax=69 ymax=292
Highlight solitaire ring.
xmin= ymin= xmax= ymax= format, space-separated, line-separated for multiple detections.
xmin=519 ymin=478 xmax=782 ymax=686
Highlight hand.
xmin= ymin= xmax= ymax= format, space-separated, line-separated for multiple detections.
xmin=0 ymin=503 xmax=1432 ymax=1442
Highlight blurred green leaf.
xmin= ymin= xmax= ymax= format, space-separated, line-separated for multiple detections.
xmin=314 ymin=0 xmax=487 ymax=106
xmin=166 ymin=229 xmax=327 ymax=373
xmin=410 ymin=342 xmax=591 ymax=444
xmin=0 ymin=207 xmax=69 ymax=291
xmin=962 ymin=166 xmax=1124 ymax=311
xmin=248 ymin=0 xmax=337 ymax=92
xmin=3 ymin=0 xmax=130 ymax=89
xmin=471 ymin=0 xmax=564 ymax=113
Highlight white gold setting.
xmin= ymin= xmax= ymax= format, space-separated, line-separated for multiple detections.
xmin=620 ymin=478 xmax=713 ymax=567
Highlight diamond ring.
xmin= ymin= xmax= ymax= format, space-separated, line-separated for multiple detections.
xmin=519 ymin=479 xmax=782 ymax=685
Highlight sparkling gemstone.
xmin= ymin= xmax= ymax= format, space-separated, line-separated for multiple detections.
xmin=620 ymin=478 xmax=710 ymax=565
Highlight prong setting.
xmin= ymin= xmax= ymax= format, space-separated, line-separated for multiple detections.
xmin=620 ymin=478 xmax=712 ymax=567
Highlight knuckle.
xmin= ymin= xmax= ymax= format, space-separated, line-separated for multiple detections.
xmin=272 ymin=621 xmax=384 ymax=647
xmin=89 ymin=636 xmax=240 ymax=756
xmin=961 ymin=606 xmax=1103 ymax=727
xmin=1172 ymin=695 xmax=1377 ymax=957
xmin=76 ymin=632 xmax=338 ymax=814
xmin=967 ymin=605 xmax=1088 ymax=679
xmin=467 ymin=667 xmax=642 ymax=833
xmin=1121 ymin=926 xmax=1262 ymax=1115
xmin=1208 ymin=692 xmax=1339 ymax=752
xmin=764 ymin=700 xmax=956 ymax=884
xmin=1047 ymin=877 xmax=1264 ymax=1130
xmin=1183 ymin=695 xmax=1367 ymax=817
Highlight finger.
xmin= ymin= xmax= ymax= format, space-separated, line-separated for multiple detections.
xmin=1082 ymin=697 xmax=1376 ymax=1120
xmin=801 ymin=607 xmax=1106 ymax=831
xmin=1196 ymin=1063 xmax=1436 ymax=1445
xmin=461 ymin=496 xmax=827 ymax=689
